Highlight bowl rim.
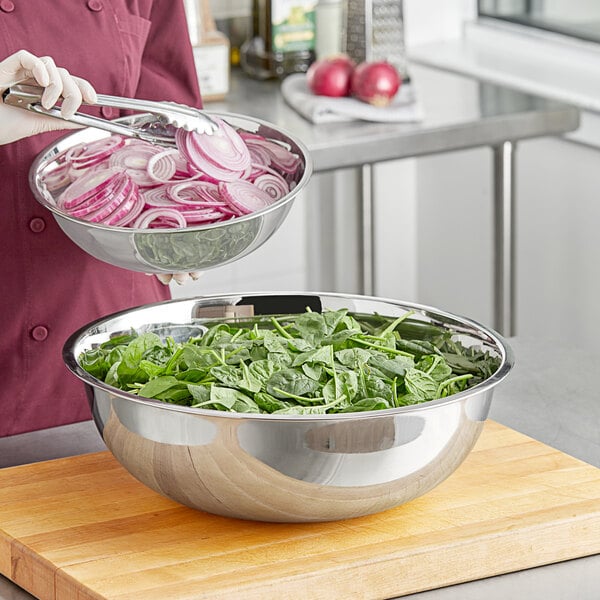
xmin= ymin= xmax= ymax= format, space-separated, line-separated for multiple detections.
xmin=63 ymin=291 xmax=515 ymax=422
xmin=28 ymin=111 xmax=314 ymax=234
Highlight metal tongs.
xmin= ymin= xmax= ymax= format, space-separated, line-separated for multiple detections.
xmin=2 ymin=84 xmax=218 ymax=146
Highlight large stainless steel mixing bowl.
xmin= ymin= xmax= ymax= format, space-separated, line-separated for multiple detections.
xmin=63 ymin=292 xmax=513 ymax=523
xmin=29 ymin=114 xmax=312 ymax=274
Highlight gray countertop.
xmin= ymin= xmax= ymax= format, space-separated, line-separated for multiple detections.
xmin=210 ymin=64 xmax=579 ymax=172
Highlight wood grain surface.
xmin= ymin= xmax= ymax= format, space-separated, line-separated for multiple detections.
xmin=0 ymin=420 xmax=599 ymax=600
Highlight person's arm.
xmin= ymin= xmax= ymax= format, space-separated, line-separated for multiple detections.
xmin=0 ymin=50 xmax=96 ymax=145
xmin=135 ymin=0 xmax=202 ymax=108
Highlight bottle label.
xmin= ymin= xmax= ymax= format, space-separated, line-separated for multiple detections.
xmin=271 ymin=0 xmax=316 ymax=53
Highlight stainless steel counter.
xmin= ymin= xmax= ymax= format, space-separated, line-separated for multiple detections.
xmin=211 ymin=65 xmax=580 ymax=336
xmin=1 ymin=337 xmax=599 ymax=599
xmin=212 ymin=66 xmax=579 ymax=173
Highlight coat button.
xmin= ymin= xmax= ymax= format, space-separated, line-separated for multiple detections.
xmin=101 ymin=106 xmax=115 ymax=119
xmin=0 ymin=0 xmax=15 ymax=12
xmin=31 ymin=325 xmax=49 ymax=341
xmin=29 ymin=217 xmax=46 ymax=233
xmin=87 ymin=0 xmax=103 ymax=11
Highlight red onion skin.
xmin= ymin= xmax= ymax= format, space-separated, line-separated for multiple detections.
xmin=351 ymin=61 xmax=401 ymax=107
xmin=307 ymin=55 xmax=355 ymax=98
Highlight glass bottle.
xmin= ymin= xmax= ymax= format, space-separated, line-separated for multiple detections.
xmin=240 ymin=0 xmax=317 ymax=80
xmin=183 ymin=0 xmax=231 ymax=101
xmin=315 ymin=0 xmax=342 ymax=59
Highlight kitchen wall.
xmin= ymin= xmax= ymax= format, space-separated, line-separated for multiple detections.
xmin=176 ymin=1 xmax=600 ymax=352
xmin=405 ymin=3 xmax=600 ymax=352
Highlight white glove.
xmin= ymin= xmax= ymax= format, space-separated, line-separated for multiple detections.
xmin=0 ymin=50 xmax=97 ymax=145
xmin=152 ymin=272 xmax=204 ymax=286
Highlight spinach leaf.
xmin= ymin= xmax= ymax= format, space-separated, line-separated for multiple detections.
xmin=78 ymin=308 xmax=500 ymax=415
xmin=209 ymin=386 xmax=259 ymax=412
xmin=248 ymin=359 xmax=279 ymax=385
xmin=341 ymin=398 xmax=390 ymax=412
xmin=405 ymin=368 xmax=438 ymax=401
xmin=292 ymin=345 xmax=334 ymax=368
xmin=416 ymin=354 xmax=453 ymax=382
xmin=78 ymin=347 xmax=115 ymax=380
xmin=363 ymin=374 xmax=394 ymax=403
xmin=291 ymin=312 xmax=329 ymax=346
xmin=368 ymin=354 xmax=414 ymax=379
xmin=337 ymin=370 xmax=359 ymax=402
xmin=188 ymin=383 xmax=211 ymax=405
xmin=116 ymin=333 xmax=163 ymax=387
xmin=262 ymin=330 xmax=288 ymax=354
xmin=267 ymin=368 xmax=321 ymax=401
xmin=302 ymin=363 xmax=324 ymax=381
xmin=334 ymin=348 xmax=372 ymax=369
xmin=137 ymin=376 xmax=190 ymax=404
xmin=254 ymin=392 xmax=292 ymax=413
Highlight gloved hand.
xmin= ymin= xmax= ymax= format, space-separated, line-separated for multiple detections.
xmin=0 ymin=50 xmax=97 ymax=145
xmin=152 ymin=272 xmax=204 ymax=286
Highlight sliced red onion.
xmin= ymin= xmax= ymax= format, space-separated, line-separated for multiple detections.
xmin=41 ymin=162 xmax=72 ymax=192
xmin=246 ymin=143 xmax=272 ymax=167
xmin=49 ymin=120 xmax=302 ymax=231
xmin=170 ymin=153 xmax=202 ymax=180
xmin=109 ymin=141 xmax=164 ymax=187
xmin=253 ymin=172 xmax=289 ymax=201
xmin=167 ymin=181 xmax=226 ymax=207
xmin=57 ymin=167 xmax=123 ymax=210
xmin=110 ymin=191 xmax=145 ymax=227
xmin=176 ymin=118 xmax=251 ymax=182
xmin=147 ymin=150 xmax=179 ymax=183
xmin=243 ymin=136 xmax=301 ymax=174
xmin=180 ymin=209 xmax=227 ymax=224
xmin=68 ymin=175 xmax=137 ymax=225
xmin=103 ymin=186 xmax=141 ymax=226
xmin=244 ymin=163 xmax=266 ymax=181
xmin=142 ymin=187 xmax=180 ymax=209
xmin=219 ymin=180 xmax=273 ymax=215
xmin=67 ymin=173 xmax=130 ymax=219
xmin=66 ymin=135 xmax=125 ymax=169
xmin=131 ymin=207 xmax=187 ymax=229
xmin=81 ymin=183 xmax=134 ymax=224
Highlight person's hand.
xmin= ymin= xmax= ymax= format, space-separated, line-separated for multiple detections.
xmin=0 ymin=50 xmax=97 ymax=145
xmin=152 ymin=272 xmax=204 ymax=286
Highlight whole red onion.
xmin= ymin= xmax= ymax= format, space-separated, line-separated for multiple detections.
xmin=351 ymin=61 xmax=401 ymax=107
xmin=307 ymin=55 xmax=356 ymax=98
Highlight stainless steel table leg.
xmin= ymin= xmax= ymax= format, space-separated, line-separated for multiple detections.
xmin=493 ymin=141 xmax=516 ymax=336
xmin=359 ymin=164 xmax=375 ymax=296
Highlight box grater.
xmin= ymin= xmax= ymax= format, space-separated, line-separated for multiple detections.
xmin=342 ymin=0 xmax=409 ymax=81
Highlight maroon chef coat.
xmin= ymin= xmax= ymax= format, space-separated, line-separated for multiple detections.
xmin=0 ymin=0 xmax=202 ymax=436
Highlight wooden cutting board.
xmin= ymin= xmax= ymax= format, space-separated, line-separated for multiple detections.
xmin=0 ymin=420 xmax=599 ymax=600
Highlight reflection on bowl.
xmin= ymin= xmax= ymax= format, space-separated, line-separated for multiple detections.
xmin=64 ymin=292 xmax=513 ymax=522
xmin=29 ymin=113 xmax=312 ymax=274
xmin=132 ymin=216 xmax=262 ymax=271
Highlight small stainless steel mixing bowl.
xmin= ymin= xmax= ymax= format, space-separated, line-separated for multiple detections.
xmin=29 ymin=113 xmax=312 ymax=274
xmin=63 ymin=292 xmax=514 ymax=523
